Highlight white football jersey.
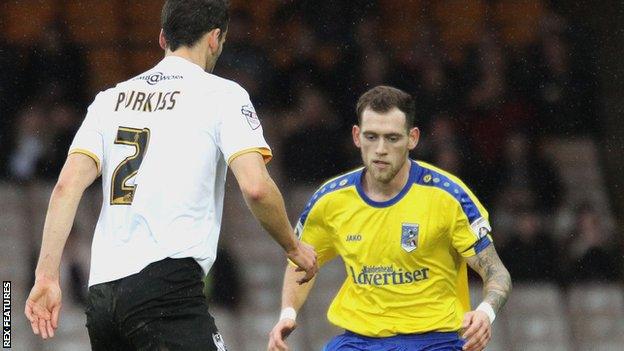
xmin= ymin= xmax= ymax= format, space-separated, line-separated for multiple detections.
xmin=69 ymin=56 xmax=272 ymax=286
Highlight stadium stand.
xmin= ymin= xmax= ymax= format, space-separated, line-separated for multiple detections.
xmin=505 ymin=284 xmax=573 ymax=350
xmin=568 ymin=284 xmax=624 ymax=350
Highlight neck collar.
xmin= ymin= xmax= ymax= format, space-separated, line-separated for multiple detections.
xmin=355 ymin=160 xmax=421 ymax=208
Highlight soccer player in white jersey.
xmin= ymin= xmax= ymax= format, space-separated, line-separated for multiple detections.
xmin=24 ymin=1 xmax=317 ymax=349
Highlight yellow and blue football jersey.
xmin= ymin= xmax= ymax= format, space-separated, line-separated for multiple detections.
xmin=295 ymin=160 xmax=492 ymax=337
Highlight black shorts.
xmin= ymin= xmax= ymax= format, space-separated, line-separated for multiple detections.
xmin=85 ymin=258 xmax=228 ymax=351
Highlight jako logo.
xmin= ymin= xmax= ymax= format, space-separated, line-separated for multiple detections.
xmin=346 ymin=234 xmax=362 ymax=242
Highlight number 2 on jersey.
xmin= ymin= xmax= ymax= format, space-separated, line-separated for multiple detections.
xmin=110 ymin=127 xmax=151 ymax=205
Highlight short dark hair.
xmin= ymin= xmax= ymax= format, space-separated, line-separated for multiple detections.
xmin=161 ymin=0 xmax=230 ymax=51
xmin=356 ymin=86 xmax=416 ymax=129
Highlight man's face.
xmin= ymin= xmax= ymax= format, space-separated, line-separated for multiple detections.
xmin=353 ymin=107 xmax=419 ymax=184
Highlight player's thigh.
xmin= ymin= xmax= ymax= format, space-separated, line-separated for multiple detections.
xmin=127 ymin=307 xmax=227 ymax=351
xmin=115 ymin=258 xmax=229 ymax=350
xmin=85 ymin=283 xmax=132 ymax=351
xmin=122 ymin=262 xmax=228 ymax=350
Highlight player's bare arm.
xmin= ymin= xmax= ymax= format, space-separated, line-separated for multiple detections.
xmin=268 ymin=264 xmax=317 ymax=351
xmin=463 ymin=244 xmax=512 ymax=351
xmin=25 ymin=153 xmax=99 ymax=340
xmin=229 ymin=152 xmax=318 ymax=283
xmin=467 ymin=245 xmax=512 ymax=314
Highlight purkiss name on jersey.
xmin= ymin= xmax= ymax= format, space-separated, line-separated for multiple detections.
xmin=115 ymin=90 xmax=180 ymax=112
xmin=349 ymin=264 xmax=430 ymax=286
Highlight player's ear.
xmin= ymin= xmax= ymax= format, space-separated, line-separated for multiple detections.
xmin=159 ymin=29 xmax=167 ymax=50
xmin=352 ymin=125 xmax=361 ymax=148
xmin=206 ymin=28 xmax=222 ymax=53
xmin=408 ymin=127 xmax=419 ymax=150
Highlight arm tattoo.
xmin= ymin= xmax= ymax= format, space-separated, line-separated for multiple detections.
xmin=466 ymin=245 xmax=512 ymax=313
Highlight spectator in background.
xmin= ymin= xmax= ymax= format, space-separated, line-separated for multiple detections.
xmin=45 ymin=104 xmax=80 ymax=177
xmin=413 ymin=55 xmax=457 ymax=130
xmin=8 ymin=104 xmax=46 ymax=182
xmin=216 ymin=9 xmax=271 ymax=107
xmin=391 ymin=20 xmax=457 ymax=131
xmin=281 ymin=88 xmax=345 ymax=185
xmin=8 ymin=100 xmax=79 ymax=181
xmin=0 ymin=36 xmax=25 ymax=177
xmin=462 ymin=31 xmax=535 ymax=163
xmin=266 ymin=8 xmax=320 ymax=108
xmin=359 ymin=49 xmax=390 ymax=89
xmin=465 ymin=32 xmax=507 ymax=112
xmin=499 ymin=208 xmax=559 ymax=283
xmin=563 ymin=203 xmax=621 ymax=283
xmin=493 ymin=131 xmax=562 ymax=214
xmin=529 ymin=11 xmax=600 ymax=136
xmin=24 ymin=20 xmax=88 ymax=109
xmin=312 ymin=41 xmax=357 ymax=124
xmin=298 ymin=0 xmax=366 ymax=42
xmin=419 ymin=113 xmax=483 ymax=199
xmin=351 ymin=15 xmax=387 ymax=57
xmin=350 ymin=17 xmax=392 ymax=92
xmin=338 ymin=15 xmax=390 ymax=118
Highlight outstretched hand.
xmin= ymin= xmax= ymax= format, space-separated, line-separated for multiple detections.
xmin=286 ymin=241 xmax=318 ymax=284
xmin=461 ymin=310 xmax=491 ymax=351
xmin=267 ymin=318 xmax=297 ymax=351
xmin=24 ymin=277 xmax=62 ymax=340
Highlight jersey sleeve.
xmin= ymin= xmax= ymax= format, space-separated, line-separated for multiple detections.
xmin=294 ymin=198 xmax=338 ymax=267
xmin=216 ymin=87 xmax=272 ymax=165
xmin=68 ymin=94 xmax=104 ymax=174
xmin=449 ymin=184 xmax=493 ymax=258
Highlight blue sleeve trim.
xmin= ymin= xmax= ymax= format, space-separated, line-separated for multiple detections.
xmin=414 ymin=162 xmax=482 ymax=223
xmin=474 ymin=236 xmax=492 ymax=254
xmin=297 ymin=170 xmax=360 ymax=227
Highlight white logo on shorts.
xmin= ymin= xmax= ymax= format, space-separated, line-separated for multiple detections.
xmin=212 ymin=333 xmax=227 ymax=351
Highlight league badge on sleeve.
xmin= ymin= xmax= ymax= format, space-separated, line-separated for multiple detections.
xmin=470 ymin=217 xmax=492 ymax=240
xmin=241 ymin=104 xmax=260 ymax=130
xmin=401 ymin=223 xmax=419 ymax=252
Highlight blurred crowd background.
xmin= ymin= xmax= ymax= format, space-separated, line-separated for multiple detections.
xmin=1 ymin=1 xmax=623 ymax=350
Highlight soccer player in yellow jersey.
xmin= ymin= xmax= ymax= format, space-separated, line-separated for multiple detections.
xmin=268 ymin=86 xmax=512 ymax=351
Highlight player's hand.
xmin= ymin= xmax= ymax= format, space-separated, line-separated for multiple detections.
xmin=461 ymin=310 xmax=491 ymax=351
xmin=286 ymin=241 xmax=318 ymax=285
xmin=267 ymin=318 xmax=297 ymax=351
xmin=25 ymin=276 xmax=62 ymax=340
